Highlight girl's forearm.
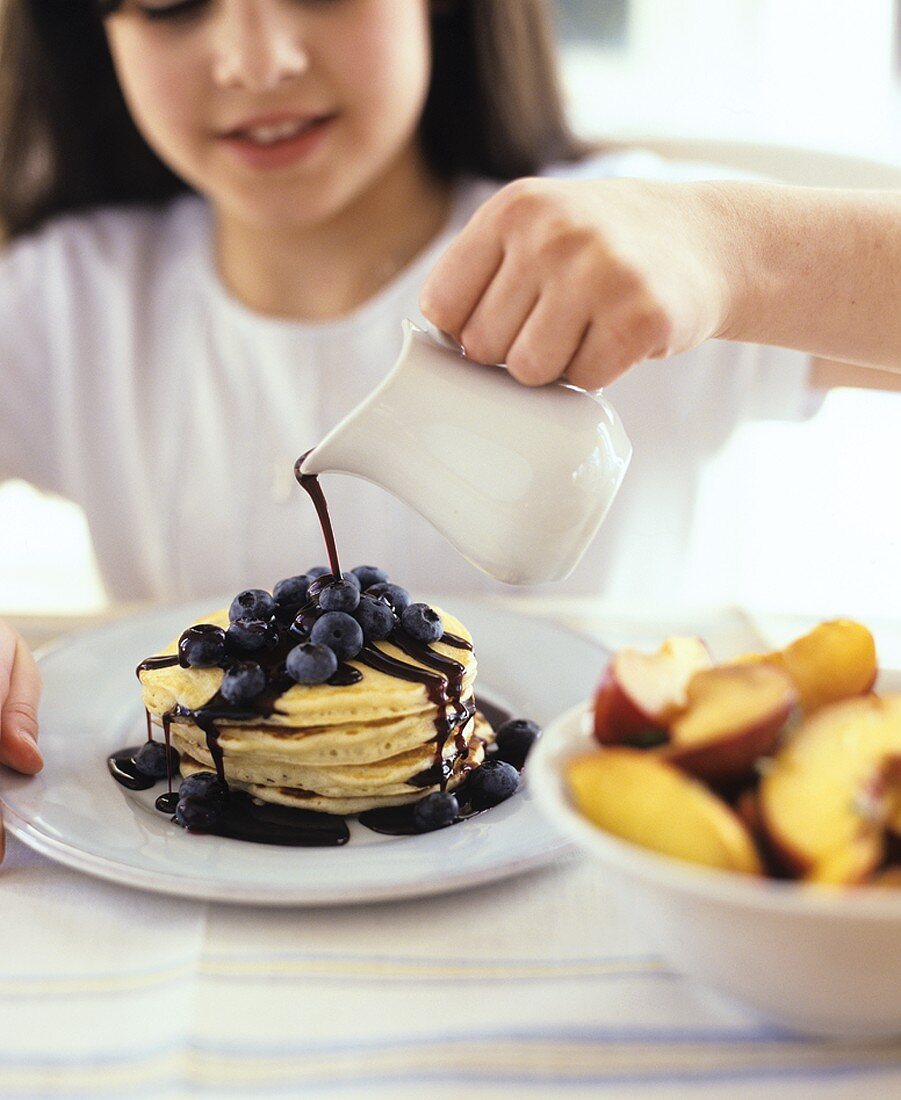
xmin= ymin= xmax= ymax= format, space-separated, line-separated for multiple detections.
xmin=704 ymin=182 xmax=901 ymax=369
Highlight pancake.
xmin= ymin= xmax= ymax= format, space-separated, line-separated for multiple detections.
xmin=177 ymin=719 xmax=491 ymax=816
xmin=138 ymin=601 xmax=484 ymax=816
xmin=162 ymin=711 xmax=485 ymax=793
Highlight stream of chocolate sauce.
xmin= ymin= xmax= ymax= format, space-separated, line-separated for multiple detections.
xmin=294 ymin=454 xmax=342 ymax=579
xmin=111 ymin=456 xmax=510 ymax=844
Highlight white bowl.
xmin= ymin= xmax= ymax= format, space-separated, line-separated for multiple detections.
xmin=529 ymin=685 xmax=901 ymax=1039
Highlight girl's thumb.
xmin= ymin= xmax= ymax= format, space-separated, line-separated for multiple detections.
xmin=0 ymin=636 xmax=43 ymax=774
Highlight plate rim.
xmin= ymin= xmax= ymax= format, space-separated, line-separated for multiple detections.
xmin=1 ymin=798 xmax=574 ymax=906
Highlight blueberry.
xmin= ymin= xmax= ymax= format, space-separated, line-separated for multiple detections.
xmin=353 ymin=594 xmax=397 ymax=642
xmin=494 ymin=718 xmax=542 ymax=770
xmin=175 ymin=795 xmax=222 ymax=831
xmin=306 ymin=565 xmax=330 ymax=579
xmin=412 ymin=791 xmax=459 ymax=832
xmin=401 ymin=603 xmax=444 ymax=643
xmin=365 ymin=582 xmax=411 ymax=614
xmin=273 ymin=574 xmax=311 ymax=610
xmin=229 ymin=588 xmax=276 ymax=624
xmin=285 ymin=642 xmax=338 ymax=685
xmin=463 ymin=759 xmax=519 ymax=810
xmin=310 ymin=611 xmax=364 ymax=661
xmin=351 ymin=565 xmax=389 ymax=591
xmin=133 ymin=740 xmax=179 ymax=779
xmin=220 ymin=661 xmax=267 ymax=705
xmin=179 ymin=623 xmax=227 ymax=667
xmin=319 ymin=579 xmax=361 ymax=612
xmin=226 ymin=617 xmax=275 ymax=653
xmin=307 ymin=571 xmax=361 ymax=603
xmin=178 ymin=772 xmax=229 ymax=808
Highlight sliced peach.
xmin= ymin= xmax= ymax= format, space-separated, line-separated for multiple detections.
xmin=806 ymin=831 xmax=884 ymax=885
xmin=566 ymin=748 xmax=762 ymax=874
xmin=759 ymin=693 xmax=901 ymax=882
xmin=663 ymin=665 xmax=796 ymax=783
xmin=593 ymin=637 xmax=712 ymax=745
xmin=734 ymin=619 xmax=876 ymax=714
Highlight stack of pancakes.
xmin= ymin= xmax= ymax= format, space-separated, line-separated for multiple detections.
xmin=138 ymin=606 xmax=489 ymax=815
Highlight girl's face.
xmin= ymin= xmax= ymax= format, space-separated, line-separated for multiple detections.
xmin=104 ymin=0 xmax=435 ymax=229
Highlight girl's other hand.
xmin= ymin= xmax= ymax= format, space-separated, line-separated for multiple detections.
xmin=0 ymin=620 xmax=44 ymax=864
xmin=420 ymin=178 xmax=730 ymax=390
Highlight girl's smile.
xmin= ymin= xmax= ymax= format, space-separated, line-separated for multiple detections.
xmin=217 ymin=111 xmax=338 ymax=171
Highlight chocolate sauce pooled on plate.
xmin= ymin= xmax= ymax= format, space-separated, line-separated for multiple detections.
xmin=107 ymin=748 xmax=158 ymax=791
xmin=210 ymin=791 xmax=349 ymax=847
xmin=155 ymin=791 xmax=180 ymax=814
xmin=358 ymin=800 xmax=488 ymax=836
xmin=115 ymin=453 xmax=511 ymax=845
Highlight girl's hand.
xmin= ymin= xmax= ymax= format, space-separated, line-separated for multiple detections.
xmin=420 ymin=177 xmax=731 ymax=390
xmin=0 ymin=620 xmax=44 ymax=864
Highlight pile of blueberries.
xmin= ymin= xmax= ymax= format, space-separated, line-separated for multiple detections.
xmin=177 ymin=563 xmax=443 ymax=705
xmin=410 ymin=717 xmax=541 ymax=832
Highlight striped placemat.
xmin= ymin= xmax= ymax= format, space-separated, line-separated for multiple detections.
xmin=2 ymin=834 xmax=900 ymax=1099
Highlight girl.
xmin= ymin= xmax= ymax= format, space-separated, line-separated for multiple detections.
xmin=0 ymin=1 xmax=898 ymax=842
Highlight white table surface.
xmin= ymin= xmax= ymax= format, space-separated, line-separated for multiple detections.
xmin=2 ymin=599 xmax=900 ymax=1099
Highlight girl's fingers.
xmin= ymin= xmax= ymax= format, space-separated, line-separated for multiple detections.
xmin=419 ymin=219 xmax=504 ymax=340
xmin=0 ymin=626 xmax=43 ymax=775
xmin=504 ymin=287 xmax=591 ymax=387
xmin=562 ymin=292 xmax=674 ymax=390
xmin=564 ymin=320 xmax=641 ymax=391
xmin=457 ymin=256 xmax=540 ymax=366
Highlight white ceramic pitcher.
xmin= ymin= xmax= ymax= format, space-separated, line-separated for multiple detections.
xmin=298 ymin=319 xmax=631 ymax=585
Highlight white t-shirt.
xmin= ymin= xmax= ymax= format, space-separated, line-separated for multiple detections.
xmin=0 ymin=150 xmax=810 ymax=605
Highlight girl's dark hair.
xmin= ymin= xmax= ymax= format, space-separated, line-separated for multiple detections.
xmin=420 ymin=1 xmax=589 ymax=183
xmin=0 ymin=0 xmax=588 ymax=239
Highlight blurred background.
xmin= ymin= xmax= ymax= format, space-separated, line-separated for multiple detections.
xmin=560 ymin=0 xmax=899 ymax=162
xmin=0 ymin=0 xmax=899 ymax=621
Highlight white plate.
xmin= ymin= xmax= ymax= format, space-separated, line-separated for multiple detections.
xmin=0 ymin=598 xmax=605 ymax=906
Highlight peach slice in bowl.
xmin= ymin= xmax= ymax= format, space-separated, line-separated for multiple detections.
xmin=529 ymin=668 xmax=901 ymax=1040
